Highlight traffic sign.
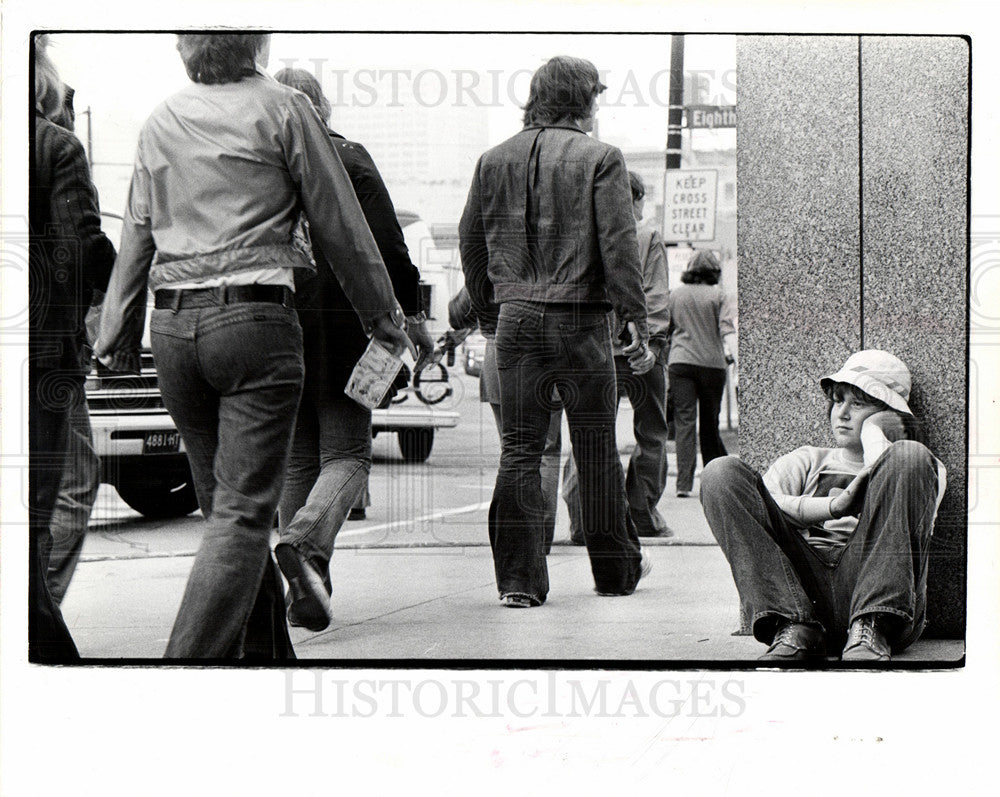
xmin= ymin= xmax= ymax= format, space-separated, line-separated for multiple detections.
xmin=663 ymin=169 xmax=718 ymax=243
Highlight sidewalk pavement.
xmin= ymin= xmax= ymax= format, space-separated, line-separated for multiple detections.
xmin=60 ymin=485 xmax=964 ymax=666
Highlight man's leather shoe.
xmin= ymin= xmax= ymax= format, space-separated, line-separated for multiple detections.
xmin=759 ymin=621 xmax=825 ymax=660
xmin=595 ymin=551 xmax=651 ymax=596
xmin=275 ymin=544 xmax=333 ymax=632
xmin=842 ymin=615 xmax=892 ymax=661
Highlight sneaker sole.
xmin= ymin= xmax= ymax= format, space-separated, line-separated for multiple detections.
xmin=275 ymin=546 xmax=332 ymax=632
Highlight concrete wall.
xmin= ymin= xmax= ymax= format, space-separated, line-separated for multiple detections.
xmin=737 ymin=35 xmax=969 ymax=637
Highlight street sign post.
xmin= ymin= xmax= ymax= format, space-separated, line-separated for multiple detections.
xmin=662 ymin=168 xmax=718 ymax=243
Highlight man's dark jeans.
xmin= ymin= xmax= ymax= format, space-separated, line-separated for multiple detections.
xmin=565 ymin=355 xmax=670 ymax=538
xmin=491 ymin=301 xmax=643 ymax=602
xmin=701 ymin=442 xmax=939 ymax=652
xmin=151 ymin=302 xmax=304 ymax=659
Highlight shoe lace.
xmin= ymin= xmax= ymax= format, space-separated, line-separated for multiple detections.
xmin=848 ymin=616 xmax=882 ymax=649
xmin=773 ymin=624 xmax=795 ymax=645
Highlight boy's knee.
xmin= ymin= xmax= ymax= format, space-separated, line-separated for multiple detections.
xmin=700 ymin=455 xmax=747 ymax=493
xmin=882 ymin=439 xmax=935 ymax=477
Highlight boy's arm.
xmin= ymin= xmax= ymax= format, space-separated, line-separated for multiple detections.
xmin=764 ymin=447 xmax=843 ymax=525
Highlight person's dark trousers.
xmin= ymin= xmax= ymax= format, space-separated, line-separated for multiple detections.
xmin=44 ymin=394 xmax=100 ymax=604
xmin=151 ymin=302 xmax=304 ymax=660
xmin=668 ymin=362 xmax=728 ymax=494
xmin=489 ymin=400 xmax=562 ymax=553
xmin=28 ymin=365 xmax=81 ymax=662
xmin=278 ymin=386 xmax=372 ymax=592
xmin=700 ymin=443 xmax=938 ymax=653
xmin=491 ymin=301 xmax=642 ymax=602
xmin=617 ymin=355 xmax=670 ymax=535
xmin=563 ymin=355 xmax=669 ymax=539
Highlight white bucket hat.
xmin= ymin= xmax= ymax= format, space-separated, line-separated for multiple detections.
xmin=820 ymin=349 xmax=913 ymax=415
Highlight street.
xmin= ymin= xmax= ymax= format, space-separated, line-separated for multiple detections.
xmin=82 ymin=369 xmax=732 ymax=559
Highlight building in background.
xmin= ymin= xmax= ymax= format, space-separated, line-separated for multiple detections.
xmin=330 ymin=102 xmax=490 ymax=228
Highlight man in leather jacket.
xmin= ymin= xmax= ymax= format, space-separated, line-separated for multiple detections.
xmin=460 ymin=55 xmax=652 ymax=608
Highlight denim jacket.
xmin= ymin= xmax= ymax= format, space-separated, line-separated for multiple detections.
xmin=97 ymin=68 xmax=399 ymax=372
xmin=459 ymin=124 xmax=648 ymax=344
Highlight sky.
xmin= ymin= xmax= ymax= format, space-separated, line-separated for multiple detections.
xmin=46 ymin=31 xmax=736 ymax=217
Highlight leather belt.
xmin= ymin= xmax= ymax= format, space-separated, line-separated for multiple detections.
xmin=154 ymin=285 xmax=294 ymax=310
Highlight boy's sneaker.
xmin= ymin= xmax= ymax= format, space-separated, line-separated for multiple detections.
xmin=842 ymin=615 xmax=892 ymax=661
xmin=759 ymin=621 xmax=825 ymax=660
xmin=275 ymin=544 xmax=333 ymax=632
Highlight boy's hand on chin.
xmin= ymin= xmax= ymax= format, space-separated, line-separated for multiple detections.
xmin=830 ymin=468 xmax=872 ymax=519
xmin=863 ymin=410 xmax=907 ymax=442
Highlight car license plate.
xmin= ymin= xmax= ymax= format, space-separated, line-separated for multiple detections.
xmin=142 ymin=430 xmax=181 ymax=454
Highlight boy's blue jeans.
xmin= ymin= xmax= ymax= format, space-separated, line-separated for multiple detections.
xmin=701 ymin=441 xmax=938 ymax=652
xmin=491 ymin=301 xmax=643 ymax=602
xmin=277 ymin=386 xmax=372 ymax=591
xmin=151 ymin=302 xmax=304 ymax=659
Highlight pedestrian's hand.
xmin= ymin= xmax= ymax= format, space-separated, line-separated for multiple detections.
xmin=629 ymin=346 xmax=656 ymax=375
xmin=372 ymin=314 xmax=418 ymax=360
xmin=621 ymin=321 xmax=646 ymax=355
xmin=829 ymin=467 xmax=871 ymax=519
xmin=407 ymin=319 xmax=435 ymax=373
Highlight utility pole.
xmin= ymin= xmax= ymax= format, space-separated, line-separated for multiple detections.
xmin=662 ymin=34 xmax=685 ymax=243
xmin=666 ymin=34 xmax=684 ymax=173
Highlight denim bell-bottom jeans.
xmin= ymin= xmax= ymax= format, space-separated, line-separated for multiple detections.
xmin=564 ymin=355 xmax=670 ymax=538
xmin=491 ymin=301 xmax=643 ymax=602
xmin=151 ymin=302 xmax=304 ymax=659
xmin=277 ymin=386 xmax=372 ymax=592
xmin=483 ymin=334 xmax=563 ymax=552
xmin=700 ymin=441 xmax=939 ymax=652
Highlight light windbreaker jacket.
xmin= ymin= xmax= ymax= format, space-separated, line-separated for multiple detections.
xmin=97 ymin=68 xmax=398 ymax=372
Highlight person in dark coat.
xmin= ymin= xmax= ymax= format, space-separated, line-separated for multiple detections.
xmin=271 ymin=68 xmax=434 ymax=632
xmin=460 ymin=55 xmax=652 ymax=608
xmin=29 ymin=38 xmax=116 ymax=661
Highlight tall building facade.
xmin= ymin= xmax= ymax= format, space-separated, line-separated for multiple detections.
xmin=329 ymin=102 xmax=490 ymax=227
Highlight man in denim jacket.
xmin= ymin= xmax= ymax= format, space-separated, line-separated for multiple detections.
xmin=460 ymin=55 xmax=651 ymax=608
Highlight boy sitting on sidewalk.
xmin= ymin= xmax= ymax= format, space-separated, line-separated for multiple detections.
xmin=701 ymin=349 xmax=946 ymax=662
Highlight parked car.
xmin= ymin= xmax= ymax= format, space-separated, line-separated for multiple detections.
xmin=461 ymin=332 xmax=487 ymax=377
xmin=86 ymin=213 xmax=458 ymax=518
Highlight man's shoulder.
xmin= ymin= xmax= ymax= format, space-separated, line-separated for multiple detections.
xmin=482 ymin=126 xmax=620 ymax=163
xmin=328 ymin=134 xmax=368 ymax=168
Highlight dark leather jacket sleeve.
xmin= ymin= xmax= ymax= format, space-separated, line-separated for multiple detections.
xmin=593 ymin=148 xmax=648 ymax=343
xmin=333 ymin=136 xmax=423 ymax=315
xmin=458 ymin=159 xmax=499 ymax=332
xmin=32 ymin=118 xmax=118 ymax=371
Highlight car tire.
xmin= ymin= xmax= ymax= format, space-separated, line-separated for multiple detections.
xmin=115 ymin=470 xmax=199 ymax=518
xmin=397 ymin=428 xmax=434 ymax=462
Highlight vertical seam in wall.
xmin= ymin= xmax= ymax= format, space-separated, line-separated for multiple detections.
xmin=857 ymin=35 xmax=865 ymax=349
